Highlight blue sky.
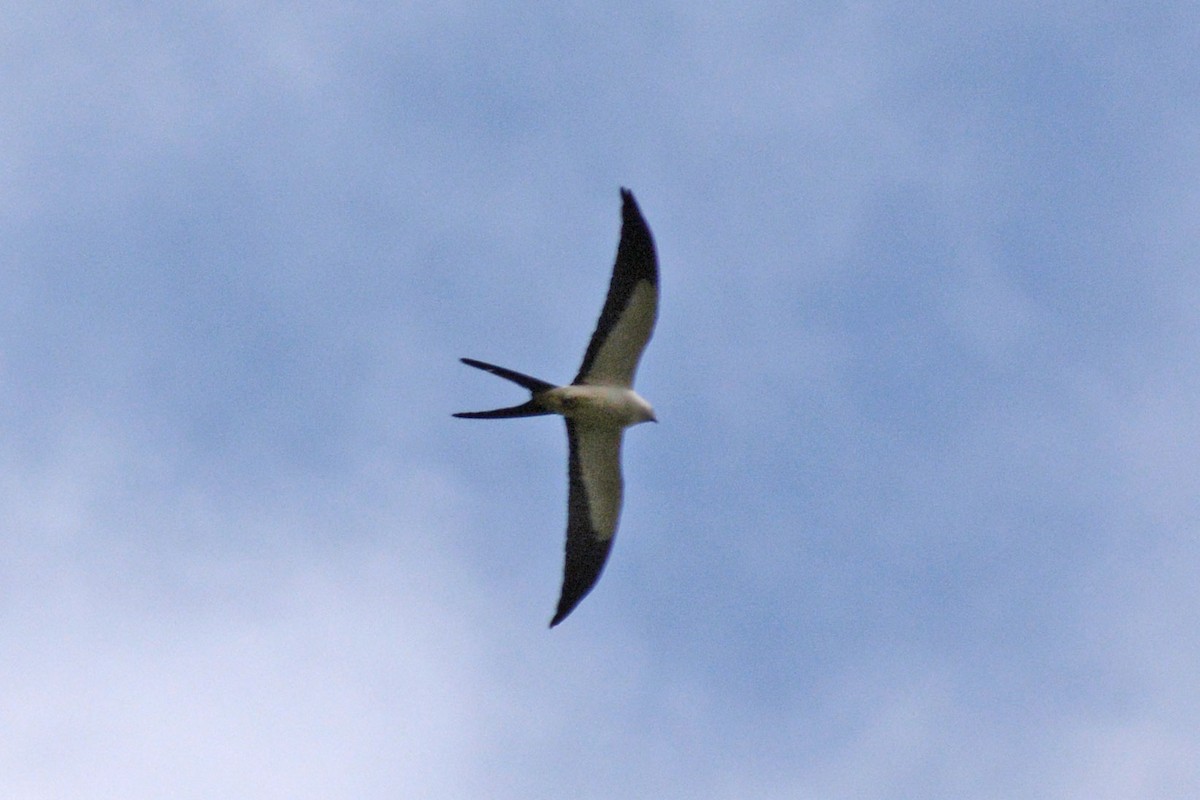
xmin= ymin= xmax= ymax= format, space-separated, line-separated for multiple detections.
xmin=4 ymin=3 xmax=1199 ymax=797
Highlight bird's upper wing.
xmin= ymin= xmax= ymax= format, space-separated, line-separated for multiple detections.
xmin=572 ymin=188 xmax=658 ymax=388
xmin=551 ymin=421 xmax=624 ymax=626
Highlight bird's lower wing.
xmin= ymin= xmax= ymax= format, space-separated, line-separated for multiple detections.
xmin=551 ymin=421 xmax=624 ymax=626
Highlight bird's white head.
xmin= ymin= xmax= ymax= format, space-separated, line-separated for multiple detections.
xmin=630 ymin=393 xmax=657 ymax=425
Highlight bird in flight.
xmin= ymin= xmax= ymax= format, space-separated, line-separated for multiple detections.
xmin=455 ymin=188 xmax=659 ymax=627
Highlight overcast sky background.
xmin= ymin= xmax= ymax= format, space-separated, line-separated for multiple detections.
xmin=4 ymin=3 xmax=1200 ymax=798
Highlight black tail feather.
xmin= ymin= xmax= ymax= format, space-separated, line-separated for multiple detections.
xmin=453 ymin=399 xmax=552 ymax=419
xmin=455 ymin=359 xmax=558 ymax=419
xmin=459 ymin=358 xmax=556 ymax=394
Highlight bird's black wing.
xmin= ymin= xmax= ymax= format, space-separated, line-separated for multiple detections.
xmin=572 ymin=189 xmax=658 ymax=388
xmin=551 ymin=420 xmax=624 ymax=626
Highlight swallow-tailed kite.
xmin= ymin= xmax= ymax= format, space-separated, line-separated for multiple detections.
xmin=455 ymin=188 xmax=658 ymax=627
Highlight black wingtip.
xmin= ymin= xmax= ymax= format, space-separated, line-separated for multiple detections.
xmin=617 ymin=190 xmax=653 ymax=265
xmin=549 ymin=522 xmax=615 ymax=628
xmin=548 ymin=578 xmax=595 ymax=627
xmin=549 ymin=593 xmax=585 ymax=627
xmin=548 ymin=589 xmax=587 ymax=628
xmin=549 ymin=592 xmax=576 ymax=627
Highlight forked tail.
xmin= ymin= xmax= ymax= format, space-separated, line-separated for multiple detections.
xmin=453 ymin=358 xmax=557 ymax=419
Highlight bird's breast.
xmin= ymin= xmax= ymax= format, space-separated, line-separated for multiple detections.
xmin=542 ymin=385 xmax=655 ymax=427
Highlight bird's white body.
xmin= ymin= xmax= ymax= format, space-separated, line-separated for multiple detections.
xmin=541 ymin=385 xmax=656 ymax=428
